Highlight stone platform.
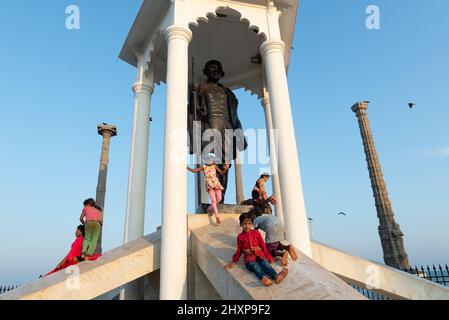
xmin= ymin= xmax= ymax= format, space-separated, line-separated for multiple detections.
xmin=196 ymin=203 xmax=253 ymax=215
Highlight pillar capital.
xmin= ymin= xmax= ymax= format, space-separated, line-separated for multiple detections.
xmin=164 ymin=25 xmax=192 ymax=43
xmin=97 ymin=123 xmax=118 ymax=138
xmin=261 ymin=97 xmax=270 ymax=109
xmin=260 ymin=40 xmax=285 ymax=58
xmin=133 ymin=82 xmax=154 ymax=95
xmin=351 ymin=101 xmax=369 ymax=115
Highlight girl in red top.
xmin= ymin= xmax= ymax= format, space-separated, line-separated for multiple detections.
xmin=224 ymin=213 xmax=288 ymax=286
xmin=45 ymin=225 xmax=85 ymax=276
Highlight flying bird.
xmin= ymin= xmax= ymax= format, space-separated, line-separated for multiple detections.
xmin=408 ymin=103 xmax=416 ymax=109
xmin=337 ymin=212 xmax=347 ymax=216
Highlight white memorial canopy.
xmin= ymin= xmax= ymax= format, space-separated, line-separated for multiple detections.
xmin=119 ymin=0 xmax=299 ymax=97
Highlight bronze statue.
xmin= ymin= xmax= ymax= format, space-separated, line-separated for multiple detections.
xmin=188 ymin=60 xmax=247 ymax=202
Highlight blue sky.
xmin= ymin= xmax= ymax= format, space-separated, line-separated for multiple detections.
xmin=1 ymin=0 xmax=448 ymax=285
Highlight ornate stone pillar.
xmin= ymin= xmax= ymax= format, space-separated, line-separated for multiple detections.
xmin=95 ymin=123 xmax=117 ymax=253
xmin=260 ymin=39 xmax=311 ymax=257
xmin=261 ymin=88 xmax=284 ymax=224
xmin=159 ymin=26 xmax=192 ymax=300
xmin=352 ymin=101 xmax=410 ymax=269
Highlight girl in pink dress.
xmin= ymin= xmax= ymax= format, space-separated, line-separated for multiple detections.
xmin=188 ymin=156 xmax=229 ymax=224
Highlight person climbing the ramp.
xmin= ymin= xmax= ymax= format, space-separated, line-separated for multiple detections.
xmin=79 ymin=198 xmax=103 ymax=260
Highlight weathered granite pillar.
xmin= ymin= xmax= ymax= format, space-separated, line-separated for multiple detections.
xmin=352 ymin=101 xmax=410 ymax=269
xmin=95 ymin=123 xmax=117 ymax=254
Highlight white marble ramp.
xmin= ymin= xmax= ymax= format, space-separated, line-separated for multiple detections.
xmin=0 ymin=231 xmax=161 ymax=300
xmin=191 ymin=218 xmax=367 ymax=300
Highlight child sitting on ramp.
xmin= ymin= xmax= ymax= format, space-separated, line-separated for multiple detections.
xmin=224 ymin=213 xmax=288 ymax=287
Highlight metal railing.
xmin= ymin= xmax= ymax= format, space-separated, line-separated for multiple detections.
xmin=401 ymin=264 xmax=449 ymax=287
xmin=349 ymin=264 xmax=449 ymax=300
xmin=0 ymin=285 xmax=18 ymax=295
xmin=350 ymin=284 xmax=391 ymax=300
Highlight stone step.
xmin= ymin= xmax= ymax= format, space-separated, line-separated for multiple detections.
xmin=197 ymin=203 xmax=254 ymax=215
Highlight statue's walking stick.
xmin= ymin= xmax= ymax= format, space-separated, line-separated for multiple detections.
xmin=191 ymin=58 xmax=202 ymax=208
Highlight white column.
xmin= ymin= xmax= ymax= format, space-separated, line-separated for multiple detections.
xmin=123 ymin=61 xmax=154 ymax=244
xmin=261 ymin=90 xmax=284 ymax=225
xmin=260 ymin=40 xmax=312 ymax=257
xmin=121 ymin=58 xmax=154 ymax=300
xmin=160 ymin=26 xmax=192 ymax=300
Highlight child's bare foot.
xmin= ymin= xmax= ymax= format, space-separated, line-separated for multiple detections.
xmin=281 ymin=251 xmax=289 ymax=266
xmin=216 ymin=216 xmax=221 ymax=225
xmin=261 ymin=276 xmax=272 ymax=287
xmin=287 ymin=245 xmax=298 ymax=261
xmin=275 ymin=268 xmax=288 ymax=284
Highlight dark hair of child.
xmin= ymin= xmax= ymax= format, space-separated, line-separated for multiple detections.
xmin=94 ymin=205 xmax=103 ymax=212
xmin=247 ymin=208 xmax=262 ymax=222
xmin=83 ymin=198 xmax=96 ymax=207
xmin=239 ymin=213 xmax=253 ymax=226
xmin=77 ymin=225 xmax=85 ymax=237
xmin=251 ymin=190 xmax=260 ymax=200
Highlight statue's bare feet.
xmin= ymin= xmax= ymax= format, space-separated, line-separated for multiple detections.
xmin=281 ymin=251 xmax=289 ymax=266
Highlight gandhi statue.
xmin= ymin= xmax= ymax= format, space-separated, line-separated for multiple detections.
xmin=188 ymin=60 xmax=247 ymax=202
